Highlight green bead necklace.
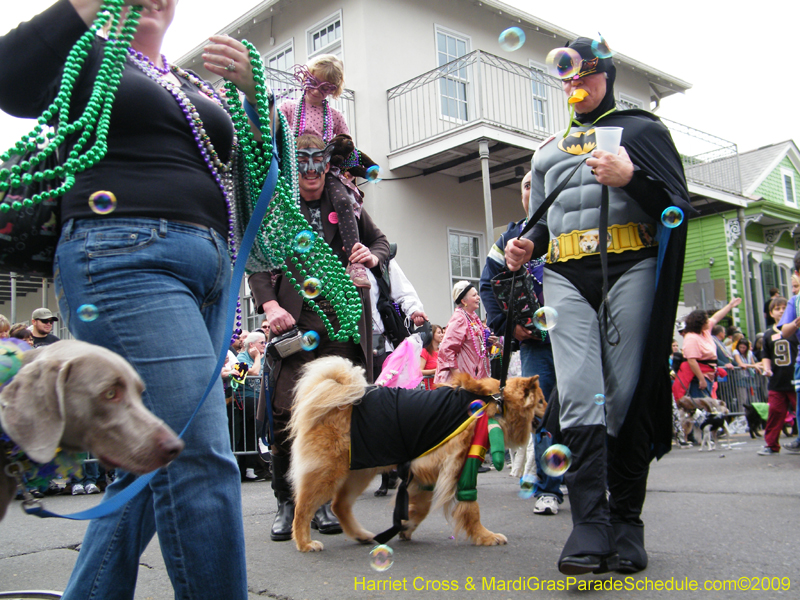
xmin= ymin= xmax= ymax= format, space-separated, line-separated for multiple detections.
xmin=0 ymin=4 xmax=362 ymax=343
xmin=0 ymin=1 xmax=137 ymax=210
xmin=224 ymin=41 xmax=361 ymax=343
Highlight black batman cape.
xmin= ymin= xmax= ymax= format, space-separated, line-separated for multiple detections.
xmin=596 ymin=108 xmax=694 ymax=460
xmin=349 ymin=386 xmax=485 ymax=470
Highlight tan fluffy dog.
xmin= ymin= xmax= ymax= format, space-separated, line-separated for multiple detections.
xmin=288 ymin=355 xmax=546 ymax=552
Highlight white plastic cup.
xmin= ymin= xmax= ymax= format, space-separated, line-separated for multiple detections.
xmin=594 ymin=127 xmax=623 ymax=154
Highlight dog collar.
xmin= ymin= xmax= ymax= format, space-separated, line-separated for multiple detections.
xmin=2 ymin=432 xmax=86 ymax=493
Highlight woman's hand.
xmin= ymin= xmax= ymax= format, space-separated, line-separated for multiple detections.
xmin=203 ymin=35 xmax=257 ymax=104
xmin=262 ymin=301 xmax=295 ymax=335
xmin=697 ymin=377 xmax=708 ymax=390
xmin=349 ymin=243 xmax=378 ymax=268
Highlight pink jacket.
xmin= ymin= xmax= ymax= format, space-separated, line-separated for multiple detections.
xmin=435 ymin=309 xmax=490 ymax=384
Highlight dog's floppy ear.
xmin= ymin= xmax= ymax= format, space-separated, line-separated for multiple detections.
xmin=0 ymin=359 xmax=65 ymax=463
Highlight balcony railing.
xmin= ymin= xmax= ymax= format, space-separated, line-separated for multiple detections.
xmin=660 ymin=118 xmax=742 ymax=195
xmin=387 ymin=53 xmax=742 ymax=197
xmin=387 ymin=50 xmax=569 ymax=153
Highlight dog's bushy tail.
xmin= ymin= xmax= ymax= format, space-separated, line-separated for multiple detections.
xmin=288 ymin=356 xmax=368 ymax=440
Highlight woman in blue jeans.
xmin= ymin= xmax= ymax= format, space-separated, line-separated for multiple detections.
xmin=0 ymin=1 xmax=268 ymax=598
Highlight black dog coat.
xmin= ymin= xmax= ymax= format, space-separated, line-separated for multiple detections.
xmin=349 ymin=386 xmax=486 ymax=470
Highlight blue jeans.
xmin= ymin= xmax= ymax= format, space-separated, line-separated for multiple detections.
xmin=520 ymin=342 xmax=562 ymax=500
xmin=55 ymin=218 xmax=247 ymax=600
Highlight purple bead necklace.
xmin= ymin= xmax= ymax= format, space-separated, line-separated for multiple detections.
xmin=126 ymin=49 xmax=244 ymax=335
xmin=127 ymin=48 xmax=170 ymax=75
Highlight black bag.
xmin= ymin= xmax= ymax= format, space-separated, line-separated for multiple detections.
xmin=0 ymin=149 xmax=62 ymax=277
xmin=375 ymin=277 xmax=411 ymax=348
xmin=490 ymin=269 xmax=544 ymax=340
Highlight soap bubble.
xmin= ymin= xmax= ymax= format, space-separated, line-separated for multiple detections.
xmin=88 ymin=190 xmax=117 ymax=215
xmin=292 ymin=230 xmax=316 ymax=254
xmin=499 ymin=27 xmax=526 ymax=52
xmin=369 ymin=544 xmax=394 ymax=572
xmin=518 ymin=473 xmax=536 ymax=499
xmin=366 ymin=165 xmax=381 ymax=183
xmin=661 ymin=206 xmax=684 ymax=229
xmin=545 ymin=47 xmax=582 ymax=79
xmin=541 ymin=444 xmax=572 ymax=477
xmin=591 ymin=35 xmax=614 ymax=59
xmin=77 ymin=304 xmax=99 ymax=322
xmin=302 ymin=277 xmax=321 ymax=299
xmin=594 ymin=394 xmax=606 ymax=406
xmin=533 ymin=306 xmax=558 ymax=331
xmin=301 ymin=330 xmax=320 ymax=351
xmin=468 ymin=400 xmax=485 ymax=416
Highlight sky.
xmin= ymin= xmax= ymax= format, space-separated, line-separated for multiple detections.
xmin=1 ymin=0 xmax=796 ymax=157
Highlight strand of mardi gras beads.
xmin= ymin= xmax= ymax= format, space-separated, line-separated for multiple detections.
xmin=0 ymin=1 xmax=138 ymax=210
xmin=224 ymin=41 xmax=361 ymax=343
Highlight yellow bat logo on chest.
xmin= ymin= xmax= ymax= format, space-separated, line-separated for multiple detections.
xmin=558 ymin=128 xmax=596 ymax=155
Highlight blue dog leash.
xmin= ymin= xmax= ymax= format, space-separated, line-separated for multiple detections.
xmin=24 ymin=153 xmax=280 ymax=520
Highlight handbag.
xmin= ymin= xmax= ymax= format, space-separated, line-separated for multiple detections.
xmin=0 ymin=148 xmax=62 ymax=277
xmin=490 ymin=268 xmax=544 ymax=340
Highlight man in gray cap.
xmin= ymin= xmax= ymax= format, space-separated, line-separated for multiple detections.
xmin=30 ymin=308 xmax=60 ymax=348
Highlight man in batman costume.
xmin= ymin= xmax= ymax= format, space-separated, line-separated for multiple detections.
xmin=506 ymin=37 xmax=692 ymax=575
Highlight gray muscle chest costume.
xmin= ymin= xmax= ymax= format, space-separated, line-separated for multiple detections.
xmin=532 ymin=127 xmax=655 ymax=237
xmin=527 ymin=128 xmax=657 ymax=436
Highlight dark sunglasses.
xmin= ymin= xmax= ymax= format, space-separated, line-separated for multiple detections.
xmin=37 ymin=318 xmax=56 ymax=324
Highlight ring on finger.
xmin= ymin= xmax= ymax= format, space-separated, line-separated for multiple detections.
xmin=225 ymin=60 xmax=236 ymax=72
xmin=591 ymin=169 xmax=597 ymax=175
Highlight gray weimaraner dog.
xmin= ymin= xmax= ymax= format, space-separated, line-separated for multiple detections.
xmin=1 ymin=340 xmax=184 ymax=521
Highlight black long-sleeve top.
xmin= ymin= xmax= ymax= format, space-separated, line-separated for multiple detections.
xmin=0 ymin=0 xmax=233 ymax=235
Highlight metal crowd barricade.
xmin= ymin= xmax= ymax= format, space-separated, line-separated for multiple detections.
xmin=716 ymin=366 xmax=768 ymax=414
xmin=227 ymin=375 xmax=262 ymax=457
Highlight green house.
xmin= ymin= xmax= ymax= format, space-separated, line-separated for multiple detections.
xmin=679 ymin=140 xmax=800 ymax=337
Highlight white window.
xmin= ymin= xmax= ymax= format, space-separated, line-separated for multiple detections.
xmin=266 ymin=41 xmax=294 ymax=73
xmin=435 ymin=26 xmax=470 ymax=122
xmin=264 ymin=40 xmax=294 ymax=96
xmin=448 ymin=229 xmax=484 ymax=316
xmin=307 ymin=11 xmax=342 ymax=59
xmin=529 ymin=61 xmax=549 ymax=131
xmin=781 ymin=168 xmax=796 ymax=207
xmin=618 ymin=93 xmax=644 ymax=110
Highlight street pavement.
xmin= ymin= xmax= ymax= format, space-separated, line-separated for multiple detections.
xmin=1 ymin=433 xmax=798 ymax=599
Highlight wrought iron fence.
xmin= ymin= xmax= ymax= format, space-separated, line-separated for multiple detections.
xmin=387 ymin=50 xmax=569 ymax=152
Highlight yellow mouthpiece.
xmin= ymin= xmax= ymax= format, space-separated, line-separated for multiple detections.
xmin=568 ymin=89 xmax=588 ymax=104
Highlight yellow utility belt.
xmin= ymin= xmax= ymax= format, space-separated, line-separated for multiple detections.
xmin=546 ymin=222 xmax=657 ymax=264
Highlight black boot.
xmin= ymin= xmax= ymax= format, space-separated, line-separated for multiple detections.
xmin=558 ymin=425 xmax=618 ymax=575
xmin=374 ymin=472 xmax=389 ymax=496
xmin=374 ymin=470 xmax=399 ymax=496
xmin=270 ymin=453 xmax=294 ymax=542
xmin=608 ymin=434 xmax=649 ymax=574
xmin=311 ymin=501 xmax=342 ymax=534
